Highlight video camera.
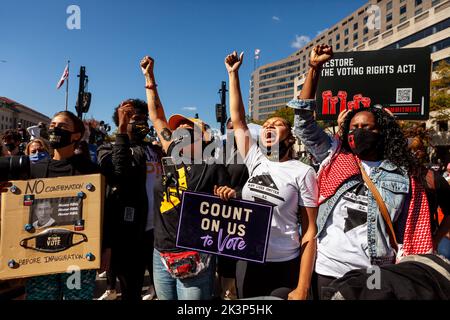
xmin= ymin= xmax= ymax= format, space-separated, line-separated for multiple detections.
xmin=0 ymin=155 xmax=30 ymax=182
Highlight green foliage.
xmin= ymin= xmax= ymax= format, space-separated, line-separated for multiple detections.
xmin=400 ymin=60 xmax=450 ymax=131
xmin=430 ymin=61 xmax=450 ymax=121
xmin=432 ymin=60 xmax=450 ymax=90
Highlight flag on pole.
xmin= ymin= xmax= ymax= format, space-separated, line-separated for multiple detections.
xmin=56 ymin=64 xmax=69 ymax=89
xmin=254 ymin=49 xmax=261 ymax=60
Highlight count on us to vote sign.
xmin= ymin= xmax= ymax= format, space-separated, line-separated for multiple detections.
xmin=176 ymin=191 xmax=273 ymax=263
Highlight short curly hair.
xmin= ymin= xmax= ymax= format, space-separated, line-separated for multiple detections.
xmin=341 ymin=107 xmax=415 ymax=174
xmin=112 ymin=99 xmax=149 ymax=126
xmin=1 ymin=129 xmax=21 ymax=143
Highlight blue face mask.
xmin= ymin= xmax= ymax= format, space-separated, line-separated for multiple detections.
xmin=29 ymin=151 xmax=50 ymax=163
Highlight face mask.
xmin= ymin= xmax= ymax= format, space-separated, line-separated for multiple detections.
xmin=4 ymin=143 xmax=16 ymax=152
xmin=29 ymin=151 xmax=50 ymax=163
xmin=347 ymin=128 xmax=382 ymax=158
xmin=20 ymin=229 xmax=88 ymax=253
xmin=130 ymin=121 xmax=150 ymax=141
xmin=48 ymin=127 xmax=75 ymax=149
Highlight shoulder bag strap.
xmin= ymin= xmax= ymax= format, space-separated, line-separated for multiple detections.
xmin=359 ymin=162 xmax=399 ymax=252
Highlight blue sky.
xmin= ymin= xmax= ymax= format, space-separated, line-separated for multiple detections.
xmin=0 ymin=0 xmax=366 ymax=130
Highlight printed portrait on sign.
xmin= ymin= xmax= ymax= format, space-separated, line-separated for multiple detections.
xmin=30 ymin=200 xmax=56 ymax=229
xmin=29 ymin=197 xmax=82 ymax=229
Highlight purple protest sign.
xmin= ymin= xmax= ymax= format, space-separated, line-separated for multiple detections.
xmin=176 ymin=191 xmax=273 ymax=263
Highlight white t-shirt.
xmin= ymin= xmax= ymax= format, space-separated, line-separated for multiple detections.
xmin=144 ymin=146 xmax=161 ymax=231
xmin=242 ymin=143 xmax=318 ymax=262
xmin=315 ymin=160 xmax=381 ymax=278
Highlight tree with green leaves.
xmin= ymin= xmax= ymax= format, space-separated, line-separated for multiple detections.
xmin=430 ymin=60 xmax=450 ymax=121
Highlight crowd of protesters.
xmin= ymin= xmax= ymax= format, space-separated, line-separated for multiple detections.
xmin=0 ymin=44 xmax=449 ymax=300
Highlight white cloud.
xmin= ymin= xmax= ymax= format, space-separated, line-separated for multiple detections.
xmin=272 ymin=16 xmax=280 ymax=22
xmin=291 ymin=35 xmax=311 ymax=49
xmin=182 ymin=106 xmax=197 ymax=111
xmin=316 ymin=28 xmax=328 ymax=36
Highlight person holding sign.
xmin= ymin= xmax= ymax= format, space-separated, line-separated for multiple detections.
xmin=25 ymin=111 xmax=99 ymax=300
xmin=219 ymin=51 xmax=319 ymax=300
xmin=141 ymin=55 xmax=230 ymax=300
xmin=287 ymin=44 xmax=433 ymax=299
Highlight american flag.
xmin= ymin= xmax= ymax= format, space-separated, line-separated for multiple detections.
xmin=56 ymin=64 xmax=69 ymax=89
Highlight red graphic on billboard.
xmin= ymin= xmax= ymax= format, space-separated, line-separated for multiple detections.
xmin=321 ymin=90 xmax=372 ymax=115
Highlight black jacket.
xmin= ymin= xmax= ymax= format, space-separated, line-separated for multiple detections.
xmin=30 ymin=154 xmax=99 ymax=178
xmin=324 ymin=254 xmax=450 ymax=300
xmin=98 ymin=134 xmax=161 ymax=249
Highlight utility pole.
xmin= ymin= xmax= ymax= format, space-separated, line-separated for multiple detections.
xmin=65 ymin=60 xmax=70 ymax=111
xmin=76 ymin=66 xmax=87 ymax=119
xmin=218 ymin=81 xmax=227 ymax=135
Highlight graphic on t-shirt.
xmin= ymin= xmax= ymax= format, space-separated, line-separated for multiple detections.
xmin=160 ymin=166 xmax=188 ymax=214
xmin=344 ymin=207 xmax=368 ymax=232
xmin=145 ymin=147 xmax=162 ymax=175
xmin=342 ymin=183 xmax=368 ymax=233
xmin=246 ymin=173 xmax=285 ymax=205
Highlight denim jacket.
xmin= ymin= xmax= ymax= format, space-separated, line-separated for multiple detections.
xmin=288 ymin=99 xmax=410 ymax=265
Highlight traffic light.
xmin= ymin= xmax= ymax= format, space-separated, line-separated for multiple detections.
xmin=76 ymin=92 xmax=91 ymax=114
xmin=216 ymin=104 xmax=226 ymax=123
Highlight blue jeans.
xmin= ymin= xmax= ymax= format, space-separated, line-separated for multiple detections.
xmin=438 ymin=237 xmax=450 ymax=260
xmin=153 ymin=249 xmax=215 ymax=300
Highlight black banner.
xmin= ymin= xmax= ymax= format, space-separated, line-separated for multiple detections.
xmin=316 ymin=47 xmax=431 ymax=120
xmin=176 ymin=191 xmax=273 ymax=263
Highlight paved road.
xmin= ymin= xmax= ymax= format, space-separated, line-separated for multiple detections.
xmin=94 ymin=270 xmax=155 ymax=300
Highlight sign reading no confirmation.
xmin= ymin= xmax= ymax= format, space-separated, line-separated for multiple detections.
xmin=0 ymin=174 xmax=104 ymax=280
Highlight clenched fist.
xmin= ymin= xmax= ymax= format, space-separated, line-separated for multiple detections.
xmin=225 ymin=51 xmax=244 ymax=74
xmin=309 ymin=44 xmax=333 ymax=69
xmin=140 ymin=56 xmax=154 ymax=77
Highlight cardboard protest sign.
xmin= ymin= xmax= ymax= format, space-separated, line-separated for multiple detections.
xmin=0 ymin=174 xmax=104 ymax=280
xmin=316 ymin=47 xmax=431 ymax=120
xmin=176 ymin=191 xmax=273 ymax=263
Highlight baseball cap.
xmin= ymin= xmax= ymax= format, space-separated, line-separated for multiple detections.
xmin=167 ymin=114 xmax=211 ymax=142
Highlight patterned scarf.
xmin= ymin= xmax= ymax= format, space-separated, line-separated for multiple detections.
xmin=317 ymin=149 xmax=432 ymax=256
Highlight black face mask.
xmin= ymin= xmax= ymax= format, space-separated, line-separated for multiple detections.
xmin=130 ymin=121 xmax=150 ymax=141
xmin=348 ymin=128 xmax=382 ymax=159
xmin=4 ymin=143 xmax=16 ymax=152
xmin=20 ymin=229 xmax=88 ymax=253
xmin=48 ymin=127 xmax=75 ymax=149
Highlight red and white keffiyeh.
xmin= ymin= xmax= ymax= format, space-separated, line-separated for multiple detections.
xmin=317 ymin=148 xmax=433 ymax=256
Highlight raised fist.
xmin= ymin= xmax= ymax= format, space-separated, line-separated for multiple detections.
xmin=310 ymin=44 xmax=333 ymax=68
xmin=140 ymin=56 xmax=154 ymax=76
xmin=225 ymin=51 xmax=244 ymax=73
